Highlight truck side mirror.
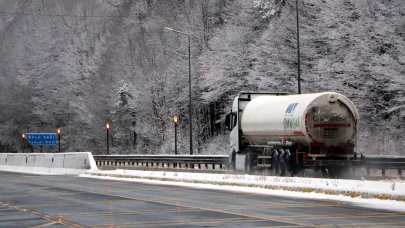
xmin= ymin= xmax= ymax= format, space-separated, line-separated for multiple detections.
xmin=225 ymin=113 xmax=232 ymax=130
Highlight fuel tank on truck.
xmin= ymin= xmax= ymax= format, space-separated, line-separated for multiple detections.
xmin=240 ymin=92 xmax=359 ymax=147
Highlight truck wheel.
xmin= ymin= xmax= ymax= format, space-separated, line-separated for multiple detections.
xmin=278 ymin=150 xmax=285 ymax=176
xmin=271 ymin=150 xmax=279 ymax=176
xmin=284 ymin=150 xmax=291 ymax=177
xmin=245 ymin=152 xmax=252 ymax=174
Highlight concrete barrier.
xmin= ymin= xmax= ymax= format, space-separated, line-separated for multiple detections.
xmin=53 ymin=154 xmax=65 ymax=169
xmin=0 ymin=153 xmax=8 ymax=164
xmin=0 ymin=152 xmax=98 ymax=175
xmin=60 ymin=153 xmax=90 ymax=169
xmin=32 ymin=154 xmax=54 ymax=168
xmin=6 ymin=154 xmax=28 ymax=166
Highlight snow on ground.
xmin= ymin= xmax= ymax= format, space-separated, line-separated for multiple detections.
xmin=81 ymin=169 xmax=405 ymax=212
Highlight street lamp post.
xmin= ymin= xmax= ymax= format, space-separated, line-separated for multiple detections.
xmin=22 ymin=133 xmax=26 ymax=153
xmin=296 ymin=0 xmax=301 ymax=94
xmin=57 ymin=128 xmax=61 ymax=153
xmin=173 ymin=116 xmax=179 ymax=155
xmin=106 ymin=123 xmax=110 ymax=155
xmin=164 ymin=27 xmax=193 ymax=155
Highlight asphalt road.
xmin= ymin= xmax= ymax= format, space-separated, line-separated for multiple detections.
xmin=1 ymin=171 xmax=404 ymax=227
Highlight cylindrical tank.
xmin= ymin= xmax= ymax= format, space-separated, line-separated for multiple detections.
xmin=241 ymin=92 xmax=359 ymax=147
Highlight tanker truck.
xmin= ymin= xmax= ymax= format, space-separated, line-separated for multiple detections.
xmin=225 ymin=91 xmax=361 ymax=176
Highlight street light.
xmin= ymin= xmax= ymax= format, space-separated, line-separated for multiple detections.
xmin=173 ymin=116 xmax=179 ymax=155
xmin=22 ymin=133 xmax=26 ymax=153
xmin=106 ymin=123 xmax=110 ymax=155
xmin=296 ymin=0 xmax=301 ymax=94
xmin=164 ymin=26 xmax=193 ymax=155
xmin=56 ymin=128 xmax=61 ymax=153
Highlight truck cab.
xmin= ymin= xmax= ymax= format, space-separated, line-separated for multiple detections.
xmin=225 ymin=92 xmax=288 ymax=172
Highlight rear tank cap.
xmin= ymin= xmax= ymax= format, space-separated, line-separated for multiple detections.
xmin=328 ymin=94 xmax=337 ymax=103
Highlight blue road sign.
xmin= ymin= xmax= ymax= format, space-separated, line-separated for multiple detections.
xmin=26 ymin=133 xmax=57 ymax=146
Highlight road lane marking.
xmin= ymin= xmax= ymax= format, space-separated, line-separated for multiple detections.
xmin=52 ymin=185 xmax=319 ymax=228
xmin=0 ymin=201 xmax=82 ymax=228
xmin=23 ymin=177 xmax=405 ymax=227
xmin=15 ymin=199 xmax=134 ymax=208
xmin=93 ymin=218 xmax=271 ymax=227
xmin=208 ymin=202 xmax=345 ymax=210
xmin=54 ymin=208 xmax=205 ymax=217
xmin=31 ymin=221 xmax=59 ymax=228
xmin=289 ymin=212 xmax=405 ymax=221
xmin=320 ymin=221 xmax=405 ymax=227
xmin=4 ymin=174 xmax=404 ymax=227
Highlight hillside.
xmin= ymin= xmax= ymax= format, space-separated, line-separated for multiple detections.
xmin=0 ymin=0 xmax=403 ymax=154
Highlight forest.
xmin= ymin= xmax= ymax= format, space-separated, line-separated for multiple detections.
xmin=0 ymin=0 xmax=403 ymax=155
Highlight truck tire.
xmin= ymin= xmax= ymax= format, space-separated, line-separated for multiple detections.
xmin=271 ymin=150 xmax=279 ymax=176
xmin=245 ymin=152 xmax=252 ymax=174
xmin=278 ymin=150 xmax=285 ymax=176
xmin=284 ymin=150 xmax=291 ymax=177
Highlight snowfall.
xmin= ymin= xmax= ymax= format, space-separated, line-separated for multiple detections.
xmin=80 ymin=169 xmax=405 ymax=212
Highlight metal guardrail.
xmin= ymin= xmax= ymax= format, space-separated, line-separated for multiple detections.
xmin=363 ymin=155 xmax=405 ymax=167
xmin=362 ymin=155 xmax=405 ymax=176
xmin=94 ymin=155 xmax=229 ymax=171
xmin=94 ymin=154 xmax=405 ymax=177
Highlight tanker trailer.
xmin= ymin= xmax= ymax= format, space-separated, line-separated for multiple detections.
xmin=225 ymin=91 xmax=361 ymax=176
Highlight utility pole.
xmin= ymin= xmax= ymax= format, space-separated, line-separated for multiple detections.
xmin=164 ymin=27 xmax=193 ymax=155
xmin=188 ymin=35 xmax=193 ymax=155
xmin=173 ymin=116 xmax=179 ymax=155
xmin=296 ymin=0 xmax=301 ymax=94
xmin=106 ymin=123 xmax=110 ymax=155
xmin=57 ymin=128 xmax=61 ymax=153
xmin=22 ymin=133 xmax=26 ymax=153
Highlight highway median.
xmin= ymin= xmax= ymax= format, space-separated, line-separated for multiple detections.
xmin=81 ymin=169 xmax=405 ymax=203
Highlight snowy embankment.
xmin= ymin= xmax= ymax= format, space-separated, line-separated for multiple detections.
xmin=82 ymin=169 xmax=405 ymax=209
